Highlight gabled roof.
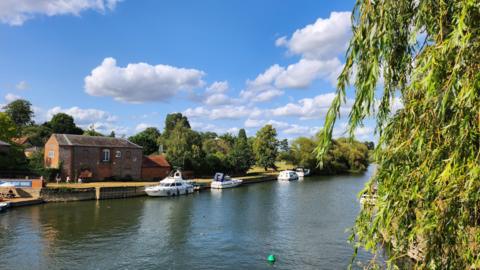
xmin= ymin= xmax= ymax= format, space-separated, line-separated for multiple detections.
xmin=142 ymin=155 xmax=171 ymax=168
xmin=51 ymin=134 xmax=142 ymax=149
xmin=0 ymin=140 xmax=10 ymax=146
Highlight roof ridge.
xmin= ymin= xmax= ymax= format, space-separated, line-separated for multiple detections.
xmin=62 ymin=134 xmax=72 ymax=145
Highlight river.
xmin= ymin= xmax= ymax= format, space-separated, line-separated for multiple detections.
xmin=0 ymin=166 xmax=375 ymax=269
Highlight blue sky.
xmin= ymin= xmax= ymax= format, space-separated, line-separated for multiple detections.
xmin=0 ymin=0 xmax=379 ymax=141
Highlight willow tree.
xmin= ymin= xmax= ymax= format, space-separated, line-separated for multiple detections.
xmin=317 ymin=0 xmax=479 ymax=268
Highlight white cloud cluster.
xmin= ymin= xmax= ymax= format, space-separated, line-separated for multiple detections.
xmin=185 ymin=105 xmax=262 ymax=120
xmin=190 ymin=121 xmax=240 ymax=135
xmin=270 ymin=92 xmax=353 ymax=119
xmin=47 ymin=106 xmax=117 ymax=124
xmin=85 ymin=57 xmax=206 ymax=103
xmin=15 ymin=81 xmax=29 ymax=90
xmin=244 ymin=118 xmax=320 ymax=137
xmin=4 ymin=93 xmax=22 ymax=103
xmin=203 ymin=81 xmax=233 ymax=106
xmin=0 ymin=0 xmax=120 ymax=26
xmin=240 ymin=12 xmax=351 ymax=103
xmin=276 ymin=11 xmax=352 ymax=60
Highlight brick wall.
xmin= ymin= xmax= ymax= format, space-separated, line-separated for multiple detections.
xmin=141 ymin=167 xmax=171 ymax=180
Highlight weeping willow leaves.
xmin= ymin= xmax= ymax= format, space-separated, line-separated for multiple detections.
xmin=317 ymin=0 xmax=480 ymax=268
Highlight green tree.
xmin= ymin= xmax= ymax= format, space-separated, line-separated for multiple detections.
xmin=47 ymin=113 xmax=83 ymax=135
xmin=22 ymin=125 xmax=52 ymax=147
xmin=317 ymin=1 xmax=480 ymax=268
xmin=109 ymin=131 xmax=116 ymax=137
xmin=253 ymin=125 xmax=278 ymax=171
xmin=164 ymin=123 xmax=196 ymax=169
xmin=228 ymin=129 xmax=255 ymax=174
xmin=3 ymin=99 xmax=34 ymax=127
xmin=83 ymin=125 xmax=104 ymax=136
xmin=129 ymin=127 xmax=161 ymax=155
xmin=0 ymin=112 xmax=18 ymax=141
xmin=163 ymin=113 xmax=190 ymax=138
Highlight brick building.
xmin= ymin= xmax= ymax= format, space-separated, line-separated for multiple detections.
xmin=44 ymin=134 xmax=143 ymax=180
xmin=141 ymin=155 xmax=171 ymax=180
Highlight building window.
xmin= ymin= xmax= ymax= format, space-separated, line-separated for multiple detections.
xmin=48 ymin=150 xmax=55 ymax=158
xmin=115 ymin=150 xmax=121 ymax=158
xmin=102 ymin=149 xmax=110 ymax=162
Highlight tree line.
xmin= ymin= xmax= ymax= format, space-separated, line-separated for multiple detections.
xmin=1 ymin=99 xmax=372 ymax=177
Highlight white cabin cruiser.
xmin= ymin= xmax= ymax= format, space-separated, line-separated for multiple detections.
xmin=295 ymin=167 xmax=311 ymax=177
xmin=210 ymin=173 xmax=243 ymax=189
xmin=277 ymin=170 xmax=299 ymax=181
xmin=145 ymin=170 xmax=194 ymax=197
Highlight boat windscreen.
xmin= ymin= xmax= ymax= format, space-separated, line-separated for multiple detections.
xmin=214 ymin=173 xmax=224 ymax=182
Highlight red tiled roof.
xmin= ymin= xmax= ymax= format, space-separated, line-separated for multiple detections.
xmin=12 ymin=137 xmax=29 ymax=145
xmin=142 ymin=155 xmax=171 ymax=168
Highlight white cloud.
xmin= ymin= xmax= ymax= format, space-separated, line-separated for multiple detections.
xmin=206 ymin=81 xmax=229 ymax=94
xmin=240 ymin=65 xmax=285 ymax=102
xmin=15 ymin=81 xmax=29 ymax=90
xmin=185 ymin=105 xmax=262 ymax=120
xmin=4 ymin=93 xmax=22 ymax=103
xmin=85 ymin=57 xmax=206 ymax=103
xmin=190 ymin=121 xmax=240 ymax=135
xmin=46 ymin=106 xmax=117 ymax=124
xmin=0 ymin=0 xmax=121 ymax=26
xmin=275 ymin=58 xmax=343 ymax=88
xmin=276 ymin=11 xmax=351 ymax=60
xmin=135 ymin=123 xmax=155 ymax=132
xmin=271 ymin=92 xmax=353 ymax=119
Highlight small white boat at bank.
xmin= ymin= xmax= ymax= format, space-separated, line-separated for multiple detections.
xmin=210 ymin=173 xmax=243 ymax=189
xmin=295 ymin=167 xmax=311 ymax=177
xmin=0 ymin=202 xmax=10 ymax=212
xmin=145 ymin=170 xmax=194 ymax=197
xmin=277 ymin=170 xmax=299 ymax=181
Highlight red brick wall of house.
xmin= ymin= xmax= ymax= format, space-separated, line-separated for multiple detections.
xmin=141 ymin=167 xmax=171 ymax=181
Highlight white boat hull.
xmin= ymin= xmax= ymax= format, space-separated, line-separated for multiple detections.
xmin=210 ymin=179 xmax=242 ymax=189
xmin=145 ymin=186 xmax=194 ymax=197
xmin=277 ymin=176 xmax=299 ymax=181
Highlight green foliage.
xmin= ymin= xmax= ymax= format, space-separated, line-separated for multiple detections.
xmin=3 ymin=99 xmax=34 ymax=127
xmin=317 ymin=0 xmax=480 ymax=268
xmin=46 ymin=113 xmax=83 ymax=134
xmin=253 ymin=125 xmax=278 ymax=171
xmin=21 ymin=125 xmax=52 ymax=147
xmin=228 ymin=129 xmax=255 ymax=174
xmin=83 ymin=125 xmax=104 ymax=137
xmin=129 ymin=127 xmax=161 ymax=155
xmin=0 ymin=144 xmax=28 ymax=170
xmin=0 ymin=112 xmax=18 ymax=141
xmin=163 ymin=113 xmax=190 ymax=138
xmin=290 ymin=135 xmax=369 ymax=175
xmin=108 ymin=131 xmax=116 ymax=137
xmin=27 ymin=150 xmax=60 ymax=180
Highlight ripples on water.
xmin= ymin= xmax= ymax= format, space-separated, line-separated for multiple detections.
xmin=0 ymin=166 xmax=376 ymax=270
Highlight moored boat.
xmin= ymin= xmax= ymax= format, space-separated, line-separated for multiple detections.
xmin=0 ymin=202 xmax=10 ymax=212
xmin=145 ymin=170 xmax=194 ymax=197
xmin=210 ymin=173 xmax=243 ymax=189
xmin=277 ymin=170 xmax=299 ymax=181
xmin=295 ymin=167 xmax=311 ymax=177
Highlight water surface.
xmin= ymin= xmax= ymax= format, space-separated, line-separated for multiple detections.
xmin=0 ymin=166 xmax=375 ymax=269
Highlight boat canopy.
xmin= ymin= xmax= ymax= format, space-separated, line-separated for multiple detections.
xmin=214 ymin=173 xmax=225 ymax=182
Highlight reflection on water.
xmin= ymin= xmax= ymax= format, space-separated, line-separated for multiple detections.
xmin=0 ymin=166 xmax=375 ymax=270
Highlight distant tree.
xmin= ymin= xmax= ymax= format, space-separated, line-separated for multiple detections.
xmin=109 ymin=131 xmax=116 ymax=137
xmin=279 ymin=139 xmax=289 ymax=152
xmin=22 ymin=125 xmax=52 ymax=146
xmin=3 ymin=99 xmax=34 ymax=127
xmin=0 ymin=112 xmax=18 ymax=141
xmin=229 ymin=129 xmax=255 ymax=174
xmin=253 ymin=125 xmax=278 ymax=171
xmin=163 ymin=113 xmax=190 ymax=138
xmin=129 ymin=127 xmax=161 ymax=155
xmin=47 ymin=113 xmax=83 ymax=134
xmin=363 ymin=141 xmax=374 ymax=150
xmin=290 ymin=137 xmax=317 ymax=169
xmin=83 ymin=125 xmax=104 ymax=136
xmin=164 ymin=123 xmax=195 ymax=169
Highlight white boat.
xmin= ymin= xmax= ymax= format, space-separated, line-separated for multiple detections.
xmin=210 ymin=173 xmax=243 ymax=189
xmin=0 ymin=202 xmax=10 ymax=212
xmin=145 ymin=170 xmax=194 ymax=197
xmin=277 ymin=170 xmax=299 ymax=181
xmin=295 ymin=167 xmax=311 ymax=177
